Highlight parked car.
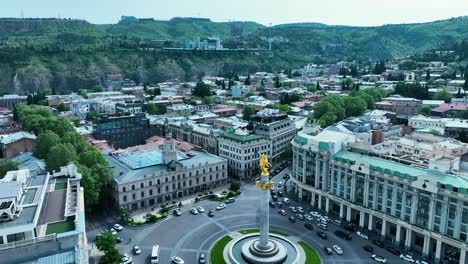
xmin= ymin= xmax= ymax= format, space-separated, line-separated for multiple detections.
xmin=216 ymin=203 xmax=226 ymax=210
xmin=372 ymin=239 xmax=384 ymax=248
xmin=116 ymin=236 xmax=123 ymax=243
xmin=295 ymin=214 xmax=304 ymax=220
xmin=278 ymin=191 xmax=283 ymax=196
xmin=288 ymin=216 xmax=296 ymax=223
xmin=311 ymin=211 xmax=321 ymax=217
xmin=196 ymin=206 xmax=205 ymax=213
xmin=317 ymin=231 xmax=327 ymax=239
xmin=304 ymin=214 xmax=313 ymax=221
xmin=276 ymin=201 xmax=282 ymax=208
xmin=372 ymin=255 xmax=387 ymax=263
xmin=363 ymin=245 xmax=374 ymax=253
xmin=282 ymin=197 xmax=290 ymax=204
xmin=304 ymin=223 xmax=314 ymax=230
xmin=269 ymin=201 xmax=276 ymax=208
xmin=400 ymin=254 xmax=415 ymax=262
xmin=198 ymin=253 xmax=206 ymax=264
xmin=297 ymin=206 xmax=304 ymax=213
xmin=272 ymin=195 xmax=278 ymax=201
xmin=110 ymin=228 xmax=117 ymax=236
xmin=415 ymin=260 xmax=429 ymax=264
xmin=331 ymin=219 xmax=341 ymax=226
xmin=324 ymin=246 xmax=333 ymax=255
xmin=289 ymin=206 xmax=297 ymax=213
xmin=343 ymin=222 xmax=357 ymax=232
xmin=333 ymin=245 xmax=343 ymax=255
xmin=317 ymin=223 xmax=328 ymax=230
xmin=208 ymin=209 xmax=215 ymax=217
xmin=133 ymin=245 xmax=141 ymax=255
xmin=283 ymin=174 xmax=289 ymax=179
xmin=171 ymin=256 xmax=185 ymax=264
xmin=225 ymin=198 xmax=235 ymax=203
xmin=113 ymin=224 xmax=123 ymax=231
xmin=278 ymin=181 xmax=283 ymax=188
xmin=270 ymin=188 xmax=276 ymax=195
xmin=334 ymin=230 xmax=352 ymax=240
xmin=386 ymin=246 xmax=401 ymax=255
xmin=173 ymin=209 xmax=182 ymax=216
xmin=356 ymin=231 xmax=368 ymax=240
xmin=121 ymin=253 xmax=133 ymax=264
xmin=191 ymin=208 xmax=199 ymax=215
xmin=278 ymin=209 xmax=287 ymax=216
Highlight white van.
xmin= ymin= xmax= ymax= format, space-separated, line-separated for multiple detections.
xmin=150 ymin=245 xmax=160 ymax=264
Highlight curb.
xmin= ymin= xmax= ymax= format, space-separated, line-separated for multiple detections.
xmin=122 ymin=215 xmax=171 ymax=229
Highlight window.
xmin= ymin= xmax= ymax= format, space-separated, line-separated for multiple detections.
xmin=132 ymin=185 xmax=135 ymax=191
xmin=141 ymin=191 xmax=145 ymax=198
xmin=150 ymin=189 xmax=153 ymax=195
xmin=122 ymin=187 xmax=126 ymax=192
xmin=157 ymin=179 xmax=160 ymax=185
xmin=132 ymin=194 xmax=136 ymax=200
xmin=140 ymin=183 xmax=144 ymax=188
xmin=123 ymin=195 xmax=127 ymax=202
xmin=149 ymin=181 xmax=152 ymax=186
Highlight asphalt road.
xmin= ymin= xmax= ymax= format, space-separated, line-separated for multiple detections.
xmin=87 ymin=167 xmax=405 ymax=264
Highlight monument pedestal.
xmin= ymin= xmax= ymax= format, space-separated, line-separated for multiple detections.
xmin=241 ymin=239 xmax=288 ymax=264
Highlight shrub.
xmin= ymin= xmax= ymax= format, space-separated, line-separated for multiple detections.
xmin=148 ymin=214 xmax=158 ymax=223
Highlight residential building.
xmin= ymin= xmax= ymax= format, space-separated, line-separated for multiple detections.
xmin=231 ymin=85 xmax=251 ymax=97
xmin=0 ymin=94 xmax=27 ymax=109
xmin=0 ymin=131 xmax=36 ymax=158
xmin=184 ymin=37 xmax=223 ymax=50
xmin=166 ymin=104 xmax=195 ymax=116
xmin=168 ymin=119 xmax=223 ymax=154
xmin=107 ymin=136 xmax=228 ymax=211
xmin=431 ymin=103 xmax=468 ymax=118
xmin=115 ymin=100 xmax=144 ymax=114
xmin=290 ymin=129 xmax=468 ymax=264
xmin=213 ymin=116 xmax=249 ymax=131
xmin=218 ymin=129 xmax=271 ymax=179
xmin=376 ymin=96 xmax=422 ymax=116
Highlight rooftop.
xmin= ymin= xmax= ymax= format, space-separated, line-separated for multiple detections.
xmin=0 ymin=131 xmax=36 ymax=145
xmin=220 ymin=129 xmax=267 ymax=144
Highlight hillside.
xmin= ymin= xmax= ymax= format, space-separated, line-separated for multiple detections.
xmin=0 ymin=17 xmax=467 ymax=94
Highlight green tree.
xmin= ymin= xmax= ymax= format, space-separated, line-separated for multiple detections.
xmin=96 ymin=231 xmax=121 ymax=264
xmin=34 ymin=130 xmax=60 ymax=159
xmin=307 ymin=84 xmax=317 ymax=93
xmin=419 ymin=105 xmax=431 ymax=116
xmin=60 ymin=132 xmax=88 ymax=153
xmin=244 ymin=74 xmax=251 ymax=85
xmin=275 ymin=75 xmax=281 ymax=88
xmin=280 ymin=143 xmax=293 ymax=160
xmin=426 ymin=69 xmax=431 ymax=81
xmin=242 ymin=105 xmax=255 ymax=121
xmin=318 ymin=112 xmax=337 ymax=128
xmin=86 ymin=111 xmax=98 ymax=121
xmin=55 ymin=103 xmax=66 ymax=112
xmin=0 ymin=160 xmax=18 ymax=179
xmin=277 ymin=104 xmax=291 ymax=113
xmin=46 ymin=143 xmax=77 ymax=172
xmin=202 ymin=96 xmax=214 ymax=105
xmin=153 ymin=88 xmax=161 ymax=96
xmin=145 ymin=103 xmax=159 ymax=115
xmin=79 ymin=149 xmax=108 ymax=168
xmin=433 ymin=90 xmax=452 ymax=103
xmin=187 ymin=100 xmax=198 ymax=105
xmin=343 ymin=97 xmax=367 ymax=117
xmin=51 ymin=117 xmax=75 ymax=137
xmin=193 ymin=81 xmax=211 ymax=97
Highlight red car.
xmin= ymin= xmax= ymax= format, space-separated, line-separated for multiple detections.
xmin=278 ymin=209 xmax=287 ymax=216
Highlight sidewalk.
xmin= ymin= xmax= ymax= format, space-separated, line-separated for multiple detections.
xmin=130 ymin=185 xmax=230 ymax=222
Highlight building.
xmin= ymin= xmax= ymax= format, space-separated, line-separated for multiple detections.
xmin=166 ymin=104 xmax=195 ymax=116
xmin=0 ymin=94 xmax=27 ymax=109
xmin=231 ymin=85 xmax=251 ymax=97
xmin=0 ymin=131 xmax=36 ymax=158
xmin=376 ymin=96 xmax=422 ymax=116
xmin=0 ymin=164 xmax=87 ymax=263
xmin=115 ymin=100 xmax=144 ymax=114
xmin=251 ymin=109 xmax=296 ymax=162
xmin=431 ymin=103 xmax=468 ymax=118
xmin=184 ymin=37 xmax=223 ymax=50
xmin=213 ymin=116 xmax=249 ymax=131
xmin=218 ymin=129 xmax=271 ymax=179
xmin=107 ymin=136 xmax=228 ymax=211
xmin=168 ymin=119 xmax=223 ymax=154
xmin=290 ymin=129 xmax=468 ymax=264
xmin=92 ymin=113 xmax=157 ymax=149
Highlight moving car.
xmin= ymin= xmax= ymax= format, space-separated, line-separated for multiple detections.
xmin=133 ymin=245 xmax=141 ymax=255
xmin=282 ymin=197 xmax=290 ymax=204
xmin=272 ymin=195 xmax=278 ymax=201
xmin=191 ymin=208 xmax=199 ymax=215
xmin=151 ymin=245 xmax=160 ymax=263
xmin=208 ymin=209 xmax=215 ymax=217
xmin=225 ymin=198 xmax=235 ymax=203
xmin=372 ymin=239 xmax=384 ymax=248
xmin=198 ymin=253 xmax=206 ymax=264
xmin=196 ymin=206 xmax=205 ymax=213
xmin=372 ymin=255 xmax=387 ymax=263
xmin=334 ymin=230 xmax=352 ymax=240
xmin=304 ymin=223 xmax=314 ymax=230
xmin=269 ymin=201 xmax=276 ymax=208
xmin=400 ymin=254 xmax=415 ymax=262
xmin=110 ymin=228 xmax=117 ymax=236
xmin=171 ymin=256 xmax=185 ymax=264
xmin=283 ymin=174 xmax=289 ymax=179
xmin=173 ymin=209 xmax=182 ymax=216
xmin=363 ymin=245 xmax=374 ymax=253
xmin=386 ymin=246 xmax=401 ymax=255
xmin=113 ymin=224 xmax=123 ymax=231
xmin=278 ymin=191 xmax=283 ymax=196
xmin=324 ymin=246 xmax=333 ymax=255
xmin=278 ymin=181 xmax=283 ymax=188
xmin=116 ymin=236 xmax=123 ymax=243
xmin=216 ymin=203 xmax=226 ymax=210
xmin=278 ymin=209 xmax=287 ymax=216
xmin=331 ymin=219 xmax=341 ymax=226
xmin=317 ymin=231 xmax=327 ymax=239
xmin=333 ymin=245 xmax=343 ymax=255
xmin=317 ymin=223 xmax=328 ymax=230
xmin=121 ymin=253 xmax=133 ymax=264
xmin=288 ymin=216 xmax=296 ymax=223
xmin=276 ymin=201 xmax=282 ymax=208
xmin=415 ymin=260 xmax=429 ymax=264
xmin=356 ymin=231 xmax=368 ymax=240
xmin=295 ymin=214 xmax=304 ymax=220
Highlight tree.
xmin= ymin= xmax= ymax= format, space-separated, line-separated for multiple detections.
xmin=51 ymin=117 xmax=75 ymax=137
xmin=86 ymin=111 xmax=98 ymax=121
xmin=230 ymin=181 xmax=241 ymax=192
xmin=202 ymin=97 xmax=214 ymax=105
xmin=34 ymin=130 xmax=60 ymax=159
xmin=277 ymin=104 xmax=291 ymax=113
xmin=307 ymin=84 xmax=317 ymax=93
xmin=0 ymin=160 xmax=18 ymax=179
xmin=244 ymin=74 xmax=251 ymax=85
xmin=46 ymin=143 xmax=77 ymax=172
xmin=434 ymin=90 xmax=452 ymax=103
xmin=426 ymin=69 xmax=431 ymax=81
xmin=96 ymin=231 xmax=121 ymax=264
xmin=318 ymin=112 xmax=337 ymax=128
xmin=193 ymin=81 xmax=211 ymax=97
xmin=275 ymin=75 xmax=281 ymax=88
xmin=145 ymin=103 xmax=159 ymax=115
xmin=281 ymin=143 xmax=292 ymax=160
xmin=187 ymin=100 xmax=197 ymax=106
xmin=419 ymin=105 xmax=431 ymax=116
xmin=153 ymin=88 xmax=161 ymax=96
xmin=242 ymin=105 xmax=255 ymax=121
xmin=61 ymin=132 xmax=88 ymax=153
xmin=343 ymin=97 xmax=367 ymax=117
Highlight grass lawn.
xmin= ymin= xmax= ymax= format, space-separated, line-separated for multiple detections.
xmin=298 ymin=241 xmax=321 ymax=264
xmin=54 ymin=181 xmax=67 ymax=190
xmin=45 ymin=218 xmax=75 ymax=235
xmin=238 ymin=228 xmax=289 ymax=237
xmin=210 ymin=235 xmax=233 ymax=264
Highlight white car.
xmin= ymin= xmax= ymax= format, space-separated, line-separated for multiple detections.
xmin=110 ymin=228 xmax=117 ymax=236
xmin=331 ymin=219 xmax=341 ymax=226
xmin=311 ymin=211 xmax=321 ymax=217
xmin=133 ymin=245 xmax=141 ymax=255
xmin=191 ymin=208 xmax=199 ymax=215
xmin=356 ymin=231 xmax=369 ymax=240
xmin=415 ymin=260 xmax=428 ymax=264
xmin=121 ymin=253 xmax=133 ymax=264
xmin=216 ymin=203 xmax=226 ymax=210
xmin=304 ymin=214 xmax=313 ymax=221
xmin=297 ymin=206 xmax=304 ymax=213
xmin=333 ymin=245 xmax=343 ymax=255
xmin=372 ymin=255 xmax=387 ymax=263
xmin=282 ymin=197 xmax=290 ymax=204
xmin=317 ymin=223 xmax=327 ymax=230
xmin=400 ymin=254 xmax=415 ymax=262
xmin=113 ymin=224 xmax=123 ymax=231
xmin=171 ymin=256 xmax=185 ymax=264
xmin=196 ymin=206 xmax=205 ymax=213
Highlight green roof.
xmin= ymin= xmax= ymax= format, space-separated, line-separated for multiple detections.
xmin=333 ymin=150 xmax=468 ymax=192
xmin=221 ymin=132 xmax=266 ymax=144
xmin=294 ymin=135 xmax=308 ymax=145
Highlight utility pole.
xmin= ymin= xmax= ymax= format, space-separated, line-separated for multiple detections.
xmin=268 ymin=22 xmax=272 ymax=51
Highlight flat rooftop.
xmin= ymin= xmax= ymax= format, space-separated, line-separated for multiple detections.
xmin=113 ymin=149 xmax=189 ymax=169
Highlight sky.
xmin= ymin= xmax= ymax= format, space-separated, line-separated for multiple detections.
xmin=1 ymin=0 xmax=467 ymax=26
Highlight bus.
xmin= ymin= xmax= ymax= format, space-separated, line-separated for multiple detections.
xmin=150 ymin=245 xmax=160 ymax=264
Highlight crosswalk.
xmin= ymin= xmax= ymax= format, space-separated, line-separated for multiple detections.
xmin=86 ymin=214 xmax=119 ymax=231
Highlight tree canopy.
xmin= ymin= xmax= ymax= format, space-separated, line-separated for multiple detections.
xmin=242 ymin=105 xmax=256 ymax=121
xmin=0 ymin=160 xmax=18 ymax=179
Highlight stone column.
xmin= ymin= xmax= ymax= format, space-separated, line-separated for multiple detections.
xmin=318 ymin=194 xmax=322 ymax=210
xmin=395 ymin=225 xmax=401 ymax=244
xmin=325 ymin=198 xmax=330 ymax=213
xmin=340 ymin=203 xmax=344 ymax=219
xmin=423 ymin=235 xmax=430 ymax=256
xmin=359 ymin=212 xmax=365 ymax=228
xmin=259 ymin=175 xmax=270 ymax=249
xmin=405 ymin=229 xmax=412 ymax=249
xmin=460 ymin=249 xmax=466 ymax=264
xmin=346 ymin=206 xmax=352 ymax=222
xmin=368 ymin=214 xmax=373 ymax=231
xmin=435 ymin=240 xmax=442 ymax=263
xmin=311 ymin=192 xmax=316 ymax=207
xmin=381 ymin=218 xmax=387 ymax=237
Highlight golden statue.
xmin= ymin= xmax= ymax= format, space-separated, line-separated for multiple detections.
xmin=259 ymin=154 xmax=271 ymax=177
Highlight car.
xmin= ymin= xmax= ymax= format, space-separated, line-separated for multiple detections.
xmin=400 ymin=254 xmax=415 ymax=262
xmin=113 ymin=224 xmax=123 ymax=231
xmin=283 ymin=174 xmax=289 ymax=179
xmin=331 ymin=219 xmax=341 ymax=226
xmin=121 ymin=253 xmax=133 ymax=264
xmin=333 ymin=245 xmax=343 ymax=255
xmin=196 ymin=206 xmax=205 ymax=213
xmin=317 ymin=223 xmax=328 ymax=230
xmin=304 ymin=223 xmax=314 ymax=230
xmin=288 ymin=216 xmax=296 ymax=222
xmin=278 ymin=209 xmax=287 ymax=216
xmin=173 ymin=209 xmax=182 ymax=216
xmin=363 ymin=245 xmax=374 ymax=253
xmin=216 ymin=203 xmax=226 ymax=210
xmin=415 ymin=260 xmax=429 ymax=264
xmin=225 ymin=198 xmax=235 ymax=203
xmin=282 ymin=197 xmax=290 ymax=204
xmin=304 ymin=214 xmax=313 ymax=221
xmin=110 ymin=228 xmax=117 ymax=236
xmin=191 ymin=208 xmax=199 ymax=215
xmin=198 ymin=253 xmax=206 ymax=264
xmin=323 ymin=246 xmax=333 ymax=255
xmin=278 ymin=191 xmax=283 ymax=196
xmin=386 ymin=246 xmax=401 ymax=255
xmin=171 ymin=256 xmax=185 ymax=264
xmin=372 ymin=255 xmax=387 ymax=263
xmin=319 ymin=219 xmax=328 ymax=225
xmin=278 ymin=181 xmax=283 ymax=188
xmin=116 ymin=236 xmax=123 ymax=243
xmin=270 ymin=188 xmax=276 ymax=195
xmin=311 ymin=211 xmax=321 ymax=217
xmin=343 ymin=223 xmax=357 ymax=232
xmin=356 ymin=231 xmax=369 ymax=240
xmin=296 ymin=214 xmax=304 ymax=220
xmin=272 ymin=195 xmax=278 ymax=201
xmin=133 ymin=245 xmax=141 ymax=255
xmin=297 ymin=206 xmax=304 ymax=213
xmin=289 ymin=206 xmax=297 ymax=213
xmin=276 ymin=201 xmax=282 ymax=207
xmin=372 ymin=239 xmax=384 ymax=248
xmin=208 ymin=209 xmax=215 ymax=217
xmin=334 ymin=230 xmax=352 ymax=240
xmin=317 ymin=231 xmax=327 ymax=239
xmin=269 ymin=201 xmax=276 ymax=208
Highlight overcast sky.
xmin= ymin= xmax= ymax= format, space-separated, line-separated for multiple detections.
xmin=2 ymin=0 xmax=467 ymax=26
